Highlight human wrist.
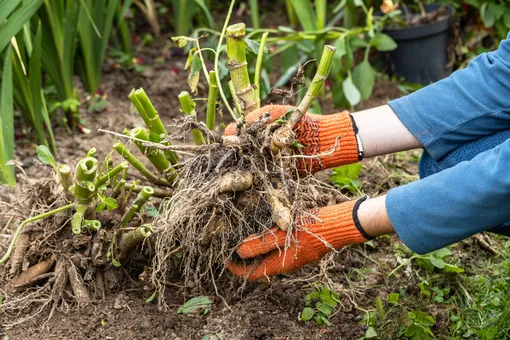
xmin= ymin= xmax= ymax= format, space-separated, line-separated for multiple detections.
xmin=356 ymin=195 xmax=395 ymax=237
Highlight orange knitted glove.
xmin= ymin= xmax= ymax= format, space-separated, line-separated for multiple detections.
xmin=226 ymin=197 xmax=371 ymax=281
xmin=224 ymin=105 xmax=363 ymax=173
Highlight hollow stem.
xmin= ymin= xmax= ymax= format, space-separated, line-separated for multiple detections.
xmin=74 ymin=157 xmax=98 ymax=205
xmin=254 ymin=32 xmax=269 ymax=107
xmin=86 ymin=147 xmax=97 ymax=158
xmin=125 ymin=182 xmax=173 ymax=198
xmin=118 ymin=224 xmax=153 ymax=257
xmin=178 ymin=92 xmax=206 ymax=145
xmin=83 ymin=219 xmax=102 ymax=232
xmin=120 ymin=186 xmax=154 ymax=229
xmin=71 ymin=204 xmax=88 ymax=235
xmin=0 ymin=203 xmax=74 ymax=265
xmin=129 ymin=88 xmax=178 ymax=165
xmin=113 ymin=142 xmax=169 ymax=186
xmin=96 ymin=161 xmax=129 ymax=187
xmin=287 ymin=45 xmax=336 ymax=130
xmin=206 ymin=71 xmax=218 ymax=130
xmin=130 ymin=128 xmax=177 ymax=184
xmin=226 ymin=23 xmax=258 ymax=115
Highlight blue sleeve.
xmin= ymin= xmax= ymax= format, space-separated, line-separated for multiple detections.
xmin=388 ymin=32 xmax=510 ymax=161
xmin=386 ymin=138 xmax=510 ymax=254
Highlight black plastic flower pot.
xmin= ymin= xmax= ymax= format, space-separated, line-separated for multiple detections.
xmin=384 ymin=4 xmax=455 ymax=85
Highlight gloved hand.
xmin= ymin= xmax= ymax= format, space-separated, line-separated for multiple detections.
xmin=226 ymin=197 xmax=371 ymax=281
xmin=224 ymin=105 xmax=363 ymax=173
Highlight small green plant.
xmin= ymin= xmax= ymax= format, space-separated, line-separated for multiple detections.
xmin=177 ymin=296 xmax=213 ymax=315
xmin=401 ymin=310 xmax=436 ymax=340
xmin=329 ymin=163 xmax=363 ymax=194
xmin=465 ymin=0 xmax=510 ymax=40
xmin=389 ymin=247 xmax=464 ymax=277
xmin=299 ymin=285 xmax=340 ymax=326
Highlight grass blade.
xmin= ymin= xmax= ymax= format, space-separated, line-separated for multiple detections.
xmin=0 ymin=0 xmax=22 ymax=27
xmin=0 ymin=46 xmax=16 ymax=185
xmin=289 ymin=0 xmax=317 ymax=31
xmin=0 ymin=0 xmax=44 ymax=54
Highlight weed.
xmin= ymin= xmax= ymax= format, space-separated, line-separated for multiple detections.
xmin=329 ymin=163 xmax=363 ymax=195
xmin=299 ymin=285 xmax=340 ymax=326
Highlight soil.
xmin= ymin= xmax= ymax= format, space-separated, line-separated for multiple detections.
xmin=1 ymin=36 xmax=415 ymax=339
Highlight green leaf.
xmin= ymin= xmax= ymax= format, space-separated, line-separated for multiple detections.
xmin=187 ymin=52 xmax=202 ymax=94
xmin=412 ymin=311 xmax=436 ymax=327
xmin=481 ymin=3 xmax=495 ymax=27
xmin=432 ymin=247 xmax=452 ymax=259
xmin=352 ymin=60 xmax=375 ymax=101
xmin=387 ymin=293 xmax=400 ymax=304
xmin=0 ymin=45 xmax=15 ymax=186
xmin=289 ymin=0 xmax=317 ymax=31
xmin=372 ymin=33 xmax=398 ymax=51
xmin=36 ymin=145 xmax=57 ymax=170
xmin=277 ymin=26 xmax=296 ymax=33
xmin=144 ymin=204 xmax=159 ymax=217
xmin=145 ymin=291 xmax=157 ymax=303
xmin=201 ymin=335 xmax=220 ymax=340
xmin=97 ymin=197 xmax=118 ymax=212
xmin=315 ymin=302 xmax=334 ymax=315
xmin=0 ymin=0 xmax=44 ymax=54
xmin=504 ymin=10 xmax=510 ymax=29
xmin=365 ymin=326 xmax=378 ymax=339
xmin=442 ymin=263 xmax=464 ymax=273
xmin=245 ymin=38 xmax=268 ymax=55
xmin=353 ymin=0 xmax=364 ymax=6
xmin=300 ymin=307 xmax=315 ymax=321
xmin=320 ymin=315 xmax=332 ymax=326
xmin=111 ymin=258 xmax=121 ymax=267
xmin=404 ymin=324 xmax=431 ymax=340
xmin=177 ymin=296 xmax=213 ymax=315
xmin=488 ymin=3 xmax=505 ymax=20
xmin=320 ymin=286 xmax=339 ymax=308
xmin=194 ymin=0 xmax=215 ymax=30
xmin=171 ymin=35 xmax=194 ymax=48
xmin=429 ymin=257 xmax=446 ymax=269
xmin=342 ymin=74 xmax=361 ymax=107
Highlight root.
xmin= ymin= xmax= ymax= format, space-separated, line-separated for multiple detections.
xmin=68 ymin=262 xmax=92 ymax=304
xmin=9 ymin=232 xmax=30 ymax=277
xmin=5 ymin=256 xmax=56 ymax=293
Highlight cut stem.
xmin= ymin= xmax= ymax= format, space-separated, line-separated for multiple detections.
xmin=120 ymin=186 xmax=154 ymax=228
xmin=206 ymin=71 xmax=218 ymax=131
xmin=71 ymin=204 xmax=88 ymax=235
xmin=287 ymin=44 xmax=336 ymax=130
xmin=129 ymin=88 xmax=178 ymax=165
xmin=0 ymin=203 xmax=74 ymax=265
xmin=130 ymin=127 xmax=176 ymax=184
xmin=73 ymin=157 xmax=98 ymax=205
xmin=125 ymin=183 xmax=173 ymax=198
xmin=226 ymin=23 xmax=258 ymax=115
xmin=113 ymin=141 xmax=169 ymax=186
xmin=178 ymin=92 xmax=206 ymax=145
xmin=118 ymin=224 xmax=153 ymax=258
xmin=58 ymin=164 xmax=73 ymax=198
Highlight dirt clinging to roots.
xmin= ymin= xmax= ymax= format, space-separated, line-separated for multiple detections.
xmin=151 ymin=117 xmax=347 ymax=304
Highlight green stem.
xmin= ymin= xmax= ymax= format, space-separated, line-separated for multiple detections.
xmin=96 ymin=161 xmax=129 ymax=187
xmin=254 ymin=32 xmax=269 ymax=107
xmin=226 ymin=23 xmax=258 ymax=115
xmin=58 ymin=164 xmax=73 ymax=195
xmin=129 ymin=88 xmax=178 ymax=165
xmin=113 ymin=179 xmax=126 ymax=194
xmin=83 ymin=219 xmax=102 ymax=232
xmin=113 ymin=141 xmax=169 ymax=186
xmin=130 ymin=128 xmax=176 ymax=184
xmin=214 ymin=0 xmax=240 ymax=123
xmin=120 ymin=186 xmax=154 ymax=228
xmin=287 ymin=45 xmax=336 ymax=130
xmin=73 ymin=157 xmax=98 ymax=205
xmin=0 ymin=203 xmax=74 ymax=265
xmin=118 ymin=224 xmax=153 ymax=256
xmin=125 ymin=183 xmax=173 ymax=198
xmin=228 ymin=80 xmax=244 ymax=114
xmin=316 ymin=0 xmax=327 ymax=30
xmin=206 ymin=71 xmax=218 ymax=131
xmin=86 ymin=147 xmax=97 ymax=158
xmin=71 ymin=204 xmax=88 ymax=235
xmin=178 ymin=92 xmax=206 ymax=145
